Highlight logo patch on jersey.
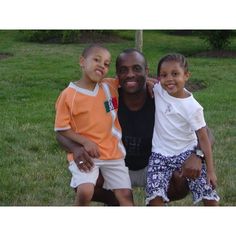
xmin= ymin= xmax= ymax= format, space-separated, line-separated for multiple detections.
xmin=104 ymin=97 xmax=118 ymax=113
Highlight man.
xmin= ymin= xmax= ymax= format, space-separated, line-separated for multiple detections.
xmin=56 ymin=48 xmax=204 ymax=205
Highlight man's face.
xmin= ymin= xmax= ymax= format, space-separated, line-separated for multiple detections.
xmin=116 ymin=52 xmax=148 ymax=94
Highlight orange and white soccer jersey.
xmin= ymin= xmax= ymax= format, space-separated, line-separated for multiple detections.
xmin=54 ymin=78 xmax=126 ymax=161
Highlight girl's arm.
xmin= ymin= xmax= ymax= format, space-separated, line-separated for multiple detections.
xmin=196 ymin=127 xmax=217 ymax=188
xmin=57 ymin=129 xmax=100 ymax=158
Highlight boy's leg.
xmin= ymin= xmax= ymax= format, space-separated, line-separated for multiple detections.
xmin=92 ymin=172 xmax=119 ymax=206
xmin=98 ymin=159 xmax=134 ymax=206
xmin=75 ymin=183 xmax=94 ymax=206
xmin=113 ymin=189 xmax=134 ymax=206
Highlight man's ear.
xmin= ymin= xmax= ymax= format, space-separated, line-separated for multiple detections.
xmin=145 ymin=66 xmax=149 ymax=76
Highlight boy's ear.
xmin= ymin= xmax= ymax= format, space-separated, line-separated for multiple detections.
xmin=79 ymin=56 xmax=85 ymax=67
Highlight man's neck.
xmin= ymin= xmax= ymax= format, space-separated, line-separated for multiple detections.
xmin=122 ymin=88 xmax=147 ymax=111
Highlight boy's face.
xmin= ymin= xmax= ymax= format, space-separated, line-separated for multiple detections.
xmin=80 ymin=47 xmax=111 ymax=83
xmin=116 ymin=52 xmax=148 ymax=94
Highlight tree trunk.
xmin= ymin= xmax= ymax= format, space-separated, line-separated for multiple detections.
xmin=135 ymin=30 xmax=143 ymax=52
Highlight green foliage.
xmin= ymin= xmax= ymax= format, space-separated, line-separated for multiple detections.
xmin=17 ymin=30 xmax=81 ymax=43
xmin=199 ymin=30 xmax=233 ymax=50
xmin=0 ymin=30 xmax=236 ymax=206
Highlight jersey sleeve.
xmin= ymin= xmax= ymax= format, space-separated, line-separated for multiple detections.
xmin=189 ymin=107 xmax=206 ymax=131
xmin=54 ymin=89 xmax=71 ymax=131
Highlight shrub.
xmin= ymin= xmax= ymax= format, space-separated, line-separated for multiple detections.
xmin=199 ymin=30 xmax=233 ymax=50
xmin=17 ymin=30 xmax=80 ymax=43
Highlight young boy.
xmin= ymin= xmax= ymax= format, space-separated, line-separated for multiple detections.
xmin=54 ymin=44 xmax=134 ymax=206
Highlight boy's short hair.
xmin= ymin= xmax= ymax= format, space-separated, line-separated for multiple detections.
xmin=82 ymin=44 xmax=109 ymax=58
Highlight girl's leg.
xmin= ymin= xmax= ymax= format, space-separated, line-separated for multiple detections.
xmin=75 ymin=183 xmax=94 ymax=206
xmin=148 ymin=197 xmax=165 ymax=206
xmin=203 ymin=199 xmax=219 ymax=206
xmin=113 ymin=189 xmax=134 ymax=206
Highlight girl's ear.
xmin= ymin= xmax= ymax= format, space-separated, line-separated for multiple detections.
xmin=185 ymin=71 xmax=191 ymax=81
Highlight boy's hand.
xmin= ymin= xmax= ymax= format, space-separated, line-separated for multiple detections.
xmin=207 ymin=171 xmax=217 ymax=189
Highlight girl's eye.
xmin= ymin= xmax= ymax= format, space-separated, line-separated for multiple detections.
xmin=160 ymin=74 xmax=166 ymax=78
xmin=172 ymin=72 xmax=179 ymax=77
xmin=104 ymin=63 xmax=110 ymax=68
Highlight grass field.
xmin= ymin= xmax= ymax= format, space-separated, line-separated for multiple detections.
xmin=0 ymin=30 xmax=235 ymax=206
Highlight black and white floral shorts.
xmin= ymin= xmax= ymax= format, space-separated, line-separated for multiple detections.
xmin=145 ymin=151 xmax=220 ymax=205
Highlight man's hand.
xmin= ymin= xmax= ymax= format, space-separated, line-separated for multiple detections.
xmin=146 ymin=77 xmax=159 ymax=98
xmin=73 ymin=145 xmax=95 ymax=172
xmin=180 ymin=153 xmax=202 ymax=179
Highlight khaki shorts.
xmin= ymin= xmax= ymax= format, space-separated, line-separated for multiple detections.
xmin=129 ymin=167 xmax=147 ymax=187
xmin=68 ymin=159 xmax=131 ymax=190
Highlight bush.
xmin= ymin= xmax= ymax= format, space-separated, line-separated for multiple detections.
xmin=199 ymin=30 xmax=233 ymax=50
xmin=17 ymin=30 xmax=81 ymax=43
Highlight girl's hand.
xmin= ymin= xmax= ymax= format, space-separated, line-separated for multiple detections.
xmin=207 ymin=171 xmax=217 ymax=189
xmin=83 ymin=139 xmax=100 ymax=158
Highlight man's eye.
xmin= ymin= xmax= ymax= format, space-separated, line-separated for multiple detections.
xmin=119 ymin=68 xmax=127 ymax=74
xmin=133 ymin=65 xmax=142 ymax=72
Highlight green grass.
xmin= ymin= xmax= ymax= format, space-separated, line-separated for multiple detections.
xmin=0 ymin=30 xmax=235 ymax=206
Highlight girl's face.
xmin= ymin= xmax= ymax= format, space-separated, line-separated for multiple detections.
xmin=159 ymin=60 xmax=190 ymax=98
xmin=80 ymin=47 xmax=111 ymax=84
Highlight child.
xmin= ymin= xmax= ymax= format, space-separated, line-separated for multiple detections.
xmin=146 ymin=53 xmax=220 ymax=206
xmin=54 ymin=44 xmax=134 ymax=206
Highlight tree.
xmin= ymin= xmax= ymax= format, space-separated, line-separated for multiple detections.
xmin=135 ymin=30 xmax=143 ymax=52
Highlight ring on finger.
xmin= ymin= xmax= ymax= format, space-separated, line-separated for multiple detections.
xmin=78 ymin=160 xmax=84 ymax=165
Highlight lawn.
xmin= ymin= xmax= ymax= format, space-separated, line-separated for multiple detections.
xmin=0 ymin=30 xmax=235 ymax=206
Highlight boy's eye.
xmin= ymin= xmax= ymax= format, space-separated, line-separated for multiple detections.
xmin=104 ymin=63 xmax=110 ymax=68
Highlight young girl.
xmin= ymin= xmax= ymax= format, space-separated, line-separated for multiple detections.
xmin=54 ymin=44 xmax=134 ymax=206
xmin=146 ymin=53 xmax=220 ymax=206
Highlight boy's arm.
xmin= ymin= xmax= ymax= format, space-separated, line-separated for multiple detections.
xmin=56 ymin=132 xmax=94 ymax=171
xmin=57 ymin=129 xmax=100 ymax=158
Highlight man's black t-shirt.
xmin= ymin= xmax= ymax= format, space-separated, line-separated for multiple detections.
xmin=118 ymin=88 xmax=155 ymax=170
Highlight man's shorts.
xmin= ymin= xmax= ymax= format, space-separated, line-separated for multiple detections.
xmin=146 ymin=151 xmax=220 ymax=205
xmin=68 ymin=159 xmax=131 ymax=190
xmin=129 ymin=167 xmax=147 ymax=187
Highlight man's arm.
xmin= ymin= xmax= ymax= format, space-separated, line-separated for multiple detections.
xmin=56 ymin=132 xmax=94 ymax=172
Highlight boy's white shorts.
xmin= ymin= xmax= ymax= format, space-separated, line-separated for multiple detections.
xmin=68 ymin=159 xmax=131 ymax=190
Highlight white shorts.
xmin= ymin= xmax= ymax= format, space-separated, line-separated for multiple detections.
xmin=68 ymin=159 xmax=131 ymax=190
